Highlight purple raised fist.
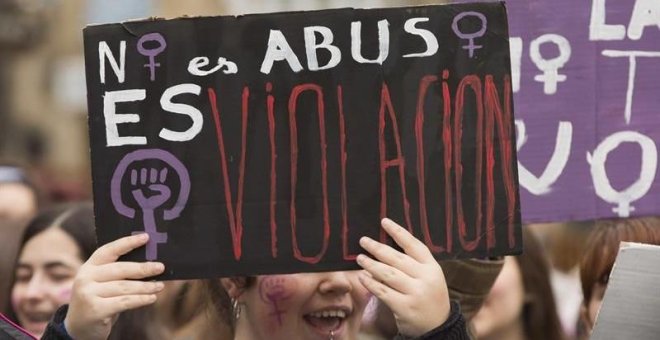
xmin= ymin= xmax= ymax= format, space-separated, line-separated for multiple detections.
xmin=131 ymin=167 xmax=172 ymax=210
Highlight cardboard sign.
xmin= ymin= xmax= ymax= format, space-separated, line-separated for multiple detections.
xmin=83 ymin=2 xmax=521 ymax=279
xmin=592 ymin=242 xmax=660 ymax=339
xmin=494 ymin=0 xmax=660 ymax=222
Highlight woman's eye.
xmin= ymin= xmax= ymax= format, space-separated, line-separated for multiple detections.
xmin=49 ymin=272 xmax=74 ymax=283
xmin=15 ymin=273 xmax=31 ymax=283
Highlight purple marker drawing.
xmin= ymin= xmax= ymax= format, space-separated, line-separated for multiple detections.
xmin=259 ymin=276 xmax=293 ymax=326
xmin=137 ymin=33 xmax=167 ymax=81
xmin=111 ymin=149 xmax=190 ymax=260
xmin=452 ymin=11 xmax=487 ymax=58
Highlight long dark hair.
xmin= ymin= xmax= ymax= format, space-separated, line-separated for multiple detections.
xmin=516 ymin=227 xmax=565 ymax=340
xmin=580 ymin=217 xmax=660 ymax=305
xmin=19 ymin=203 xmax=97 ymax=259
xmin=5 ymin=203 xmax=164 ymax=339
xmin=5 ymin=203 xmax=96 ymax=321
xmin=203 ymin=277 xmax=256 ymax=335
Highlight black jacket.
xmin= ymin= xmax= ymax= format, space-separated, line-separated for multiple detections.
xmin=42 ymin=301 xmax=468 ymax=340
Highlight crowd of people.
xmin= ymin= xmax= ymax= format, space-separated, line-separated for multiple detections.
xmin=1 ymin=163 xmax=659 ymax=340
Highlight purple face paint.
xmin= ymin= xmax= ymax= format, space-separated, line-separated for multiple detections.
xmin=259 ymin=276 xmax=294 ymax=327
xmin=111 ymin=148 xmax=191 ymax=261
xmin=57 ymin=288 xmax=72 ymax=302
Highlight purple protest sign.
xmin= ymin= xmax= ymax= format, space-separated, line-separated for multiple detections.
xmin=481 ymin=0 xmax=660 ymax=222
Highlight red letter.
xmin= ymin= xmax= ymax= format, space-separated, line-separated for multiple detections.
xmin=337 ymin=85 xmax=356 ymax=260
xmin=484 ymin=75 xmax=517 ymax=249
xmin=266 ymin=82 xmax=278 ymax=257
xmin=441 ymin=70 xmax=453 ymax=253
xmin=289 ymin=83 xmax=330 ymax=264
xmin=207 ymin=87 xmax=248 ymax=260
xmin=454 ymin=75 xmax=484 ymax=252
xmin=415 ymin=75 xmax=448 ymax=253
xmin=379 ymin=83 xmax=413 ymax=243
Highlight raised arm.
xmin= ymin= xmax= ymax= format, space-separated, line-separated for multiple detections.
xmin=61 ymin=233 xmax=165 ymax=340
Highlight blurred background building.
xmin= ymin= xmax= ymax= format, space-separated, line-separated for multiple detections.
xmin=0 ymin=0 xmax=443 ymax=202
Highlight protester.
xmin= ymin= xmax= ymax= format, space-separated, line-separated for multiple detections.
xmin=0 ymin=164 xmax=39 ymax=221
xmin=5 ymin=204 xmax=161 ymax=339
xmin=5 ymin=204 xmax=95 ymax=338
xmin=0 ymin=219 xmax=30 ymax=317
xmin=43 ymin=218 xmax=468 ymax=340
xmin=361 ymin=257 xmax=503 ymax=338
xmin=0 ymin=163 xmax=43 ymax=315
xmin=578 ymin=217 xmax=660 ymax=337
xmin=471 ymin=226 xmax=564 ymax=340
xmin=0 ymin=164 xmax=42 ymax=315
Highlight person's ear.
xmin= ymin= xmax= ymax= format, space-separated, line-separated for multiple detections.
xmin=221 ymin=277 xmax=248 ymax=300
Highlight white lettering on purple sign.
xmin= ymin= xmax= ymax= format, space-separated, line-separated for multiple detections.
xmin=530 ymin=34 xmax=571 ymax=95
xmin=590 ymin=0 xmax=660 ymax=41
xmin=587 ymin=131 xmax=657 ymax=217
xmin=601 ymin=50 xmax=660 ymax=124
xmin=516 ymin=120 xmax=573 ymax=195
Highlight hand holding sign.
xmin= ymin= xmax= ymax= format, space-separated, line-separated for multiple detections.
xmin=64 ymin=233 xmax=165 ymax=340
xmin=357 ymin=218 xmax=451 ymax=337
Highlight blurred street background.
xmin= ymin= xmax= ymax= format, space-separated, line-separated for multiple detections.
xmin=0 ymin=0 xmax=441 ymax=203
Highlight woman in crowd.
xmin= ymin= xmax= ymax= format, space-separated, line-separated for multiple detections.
xmin=0 ymin=164 xmax=41 ymax=313
xmin=5 ymin=203 xmax=161 ymax=339
xmin=5 ymin=204 xmax=96 ymax=338
xmin=45 ymin=218 xmax=469 ymax=340
xmin=0 ymin=164 xmax=39 ymax=221
xmin=579 ymin=217 xmax=660 ymax=337
xmin=471 ymin=226 xmax=564 ymax=340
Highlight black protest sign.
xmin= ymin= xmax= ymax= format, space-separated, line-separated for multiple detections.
xmin=83 ymin=2 xmax=521 ymax=280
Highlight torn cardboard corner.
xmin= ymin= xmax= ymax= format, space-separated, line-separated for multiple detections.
xmin=592 ymin=242 xmax=660 ymax=340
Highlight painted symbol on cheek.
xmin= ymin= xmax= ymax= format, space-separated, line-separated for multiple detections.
xmin=111 ymin=149 xmax=191 ymax=260
xmin=259 ymin=276 xmax=293 ymax=326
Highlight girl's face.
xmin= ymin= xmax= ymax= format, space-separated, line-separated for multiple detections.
xmin=11 ymin=228 xmax=83 ymax=338
xmin=229 ymin=271 xmax=371 ymax=340
xmin=472 ymin=256 xmax=526 ymax=338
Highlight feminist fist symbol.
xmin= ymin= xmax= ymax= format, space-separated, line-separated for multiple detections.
xmin=259 ymin=277 xmax=293 ymax=326
xmin=111 ymin=149 xmax=190 ymax=260
xmin=131 ymin=168 xmax=171 ymax=209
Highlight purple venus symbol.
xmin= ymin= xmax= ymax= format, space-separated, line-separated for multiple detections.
xmin=452 ymin=11 xmax=487 ymax=58
xmin=111 ymin=149 xmax=191 ymax=261
xmin=137 ymin=32 xmax=167 ymax=81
